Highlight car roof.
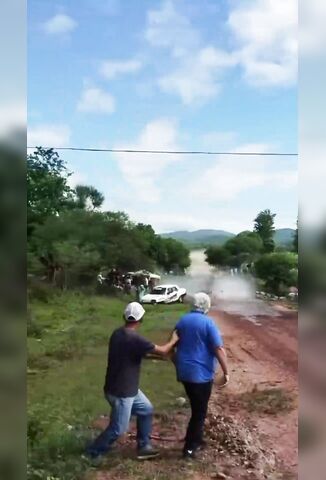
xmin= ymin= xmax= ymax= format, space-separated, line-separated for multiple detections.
xmin=154 ymin=284 xmax=178 ymax=289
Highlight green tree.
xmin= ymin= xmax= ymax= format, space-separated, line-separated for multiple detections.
xmin=74 ymin=184 xmax=105 ymax=210
xmin=53 ymin=240 xmax=101 ymax=288
xmin=225 ymin=231 xmax=263 ymax=256
xmin=27 ymin=148 xmax=74 ymax=234
xmin=254 ymin=209 xmax=276 ymax=253
xmin=205 ymin=245 xmax=230 ymax=267
xmin=254 ymin=252 xmax=298 ymax=295
xmin=205 ymin=232 xmax=263 ymax=269
xmin=161 ymin=238 xmax=191 ymax=273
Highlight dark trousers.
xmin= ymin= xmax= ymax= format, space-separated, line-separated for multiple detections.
xmin=183 ymin=381 xmax=213 ymax=451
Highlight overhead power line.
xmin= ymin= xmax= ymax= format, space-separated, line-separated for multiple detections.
xmin=27 ymin=146 xmax=298 ymax=156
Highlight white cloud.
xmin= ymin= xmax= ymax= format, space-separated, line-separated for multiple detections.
xmin=159 ymin=46 xmax=236 ymax=105
xmin=67 ymin=171 xmax=87 ymax=189
xmin=146 ymin=0 xmax=232 ymax=104
xmin=77 ymin=87 xmax=115 ymax=114
xmin=145 ymin=0 xmax=297 ymax=104
xmin=191 ymin=144 xmax=297 ymax=201
xmin=27 ymin=124 xmax=71 ymax=147
xmin=114 ymin=118 xmax=180 ymax=202
xmin=145 ymin=0 xmax=199 ymax=56
xmin=100 ymin=59 xmax=143 ymax=79
xmin=228 ymin=0 xmax=297 ymax=87
xmin=42 ymin=14 xmax=77 ymax=35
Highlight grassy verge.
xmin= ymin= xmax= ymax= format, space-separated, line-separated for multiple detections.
xmin=28 ymin=292 xmax=187 ymax=480
xmin=239 ymin=388 xmax=296 ymax=415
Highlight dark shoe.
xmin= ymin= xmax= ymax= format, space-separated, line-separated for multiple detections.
xmin=183 ymin=448 xmax=196 ymax=460
xmin=84 ymin=444 xmax=116 ymax=466
xmin=137 ymin=445 xmax=160 ymax=460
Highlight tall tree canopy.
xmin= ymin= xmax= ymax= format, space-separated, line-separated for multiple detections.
xmin=254 ymin=209 xmax=276 ymax=253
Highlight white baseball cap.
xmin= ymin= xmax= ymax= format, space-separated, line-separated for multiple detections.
xmin=192 ymin=292 xmax=211 ymax=314
xmin=124 ymin=302 xmax=146 ymax=322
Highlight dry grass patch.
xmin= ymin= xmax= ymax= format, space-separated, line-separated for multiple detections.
xmin=240 ymin=387 xmax=296 ymax=415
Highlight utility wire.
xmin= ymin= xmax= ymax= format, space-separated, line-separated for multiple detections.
xmin=27 ymin=146 xmax=298 ymax=156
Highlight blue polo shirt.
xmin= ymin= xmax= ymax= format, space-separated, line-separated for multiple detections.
xmin=175 ymin=311 xmax=223 ymax=383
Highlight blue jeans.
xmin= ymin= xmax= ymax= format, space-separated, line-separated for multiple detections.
xmin=87 ymin=390 xmax=153 ymax=457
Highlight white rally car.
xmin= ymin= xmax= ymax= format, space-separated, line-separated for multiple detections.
xmin=141 ymin=284 xmax=187 ymax=305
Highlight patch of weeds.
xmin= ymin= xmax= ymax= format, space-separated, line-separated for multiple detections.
xmin=28 ymin=419 xmax=90 ymax=480
xmin=28 ymin=353 xmax=53 ymax=371
xmin=28 ymin=281 xmax=55 ymax=303
xmin=27 ymin=319 xmax=44 ymax=339
xmin=241 ymin=388 xmax=296 ymax=415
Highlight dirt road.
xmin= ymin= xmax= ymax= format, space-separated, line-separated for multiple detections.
xmin=208 ymin=304 xmax=298 ymax=478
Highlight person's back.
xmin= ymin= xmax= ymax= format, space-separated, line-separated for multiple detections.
xmin=104 ymin=326 xmax=152 ymax=398
xmin=174 ymin=292 xmax=229 ymax=459
xmin=175 ymin=311 xmax=219 ymax=383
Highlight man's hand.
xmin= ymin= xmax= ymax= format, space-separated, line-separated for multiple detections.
xmin=170 ymin=329 xmax=179 ymax=345
xmin=220 ymin=374 xmax=230 ymax=388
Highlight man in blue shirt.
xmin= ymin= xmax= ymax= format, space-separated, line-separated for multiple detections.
xmin=175 ymin=292 xmax=229 ymax=459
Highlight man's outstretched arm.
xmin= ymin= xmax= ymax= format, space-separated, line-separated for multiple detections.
xmin=152 ymin=330 xmax=179 ymax=357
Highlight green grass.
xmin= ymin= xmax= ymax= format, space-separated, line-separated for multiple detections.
xmin=28 ymin=292 xmax=187 ymax=480
xmin=240 ymin=387 xmax=296 ymax=415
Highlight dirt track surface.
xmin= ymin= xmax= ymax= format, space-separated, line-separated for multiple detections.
xmin=90 ymin=303 xmax=298 ymax=480
xmin=209 ymin=304 xmax=298 ymax=478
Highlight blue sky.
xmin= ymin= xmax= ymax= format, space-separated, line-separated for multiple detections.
xmin=28 ymin=0 xmax=298 ymax=233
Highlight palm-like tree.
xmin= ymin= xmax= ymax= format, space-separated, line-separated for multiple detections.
xmin=74 ymin=184 xmax=105 ymax=210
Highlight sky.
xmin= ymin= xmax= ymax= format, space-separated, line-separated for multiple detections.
xmin=27 ymin=0 xmax=298 ymax=234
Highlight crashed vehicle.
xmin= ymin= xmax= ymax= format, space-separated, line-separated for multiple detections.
xmin=141 ymin=284 xmax=187 ymax=305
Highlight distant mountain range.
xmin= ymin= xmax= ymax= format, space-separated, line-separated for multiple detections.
xmin=160 ymin=228 xmax=295 ymax=247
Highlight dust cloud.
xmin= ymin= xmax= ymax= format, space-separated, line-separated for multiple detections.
xmin=162 ymin=250 xmax=278 ymax=321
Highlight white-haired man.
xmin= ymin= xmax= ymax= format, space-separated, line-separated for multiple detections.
xmin=175 ymin=292 xmax=229 ymax=459
xmin=86 ymin=302 xmax=178 ymax=462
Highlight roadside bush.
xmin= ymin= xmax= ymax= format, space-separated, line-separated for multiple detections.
xmin=254 ymin=252 xmax=298 ymax=295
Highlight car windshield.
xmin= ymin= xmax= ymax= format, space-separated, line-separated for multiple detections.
xmin=153 ymin=287 xmax=166 ymax=295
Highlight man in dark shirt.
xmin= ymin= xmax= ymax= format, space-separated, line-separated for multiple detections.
xmin=86 ymin=302 xmax=178 ymax=461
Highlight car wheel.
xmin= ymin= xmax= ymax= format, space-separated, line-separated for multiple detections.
xmin=151 ymin=300 xmax=156 ymax=305
xmin=178 ymin=295 xmax=184 ymax=303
